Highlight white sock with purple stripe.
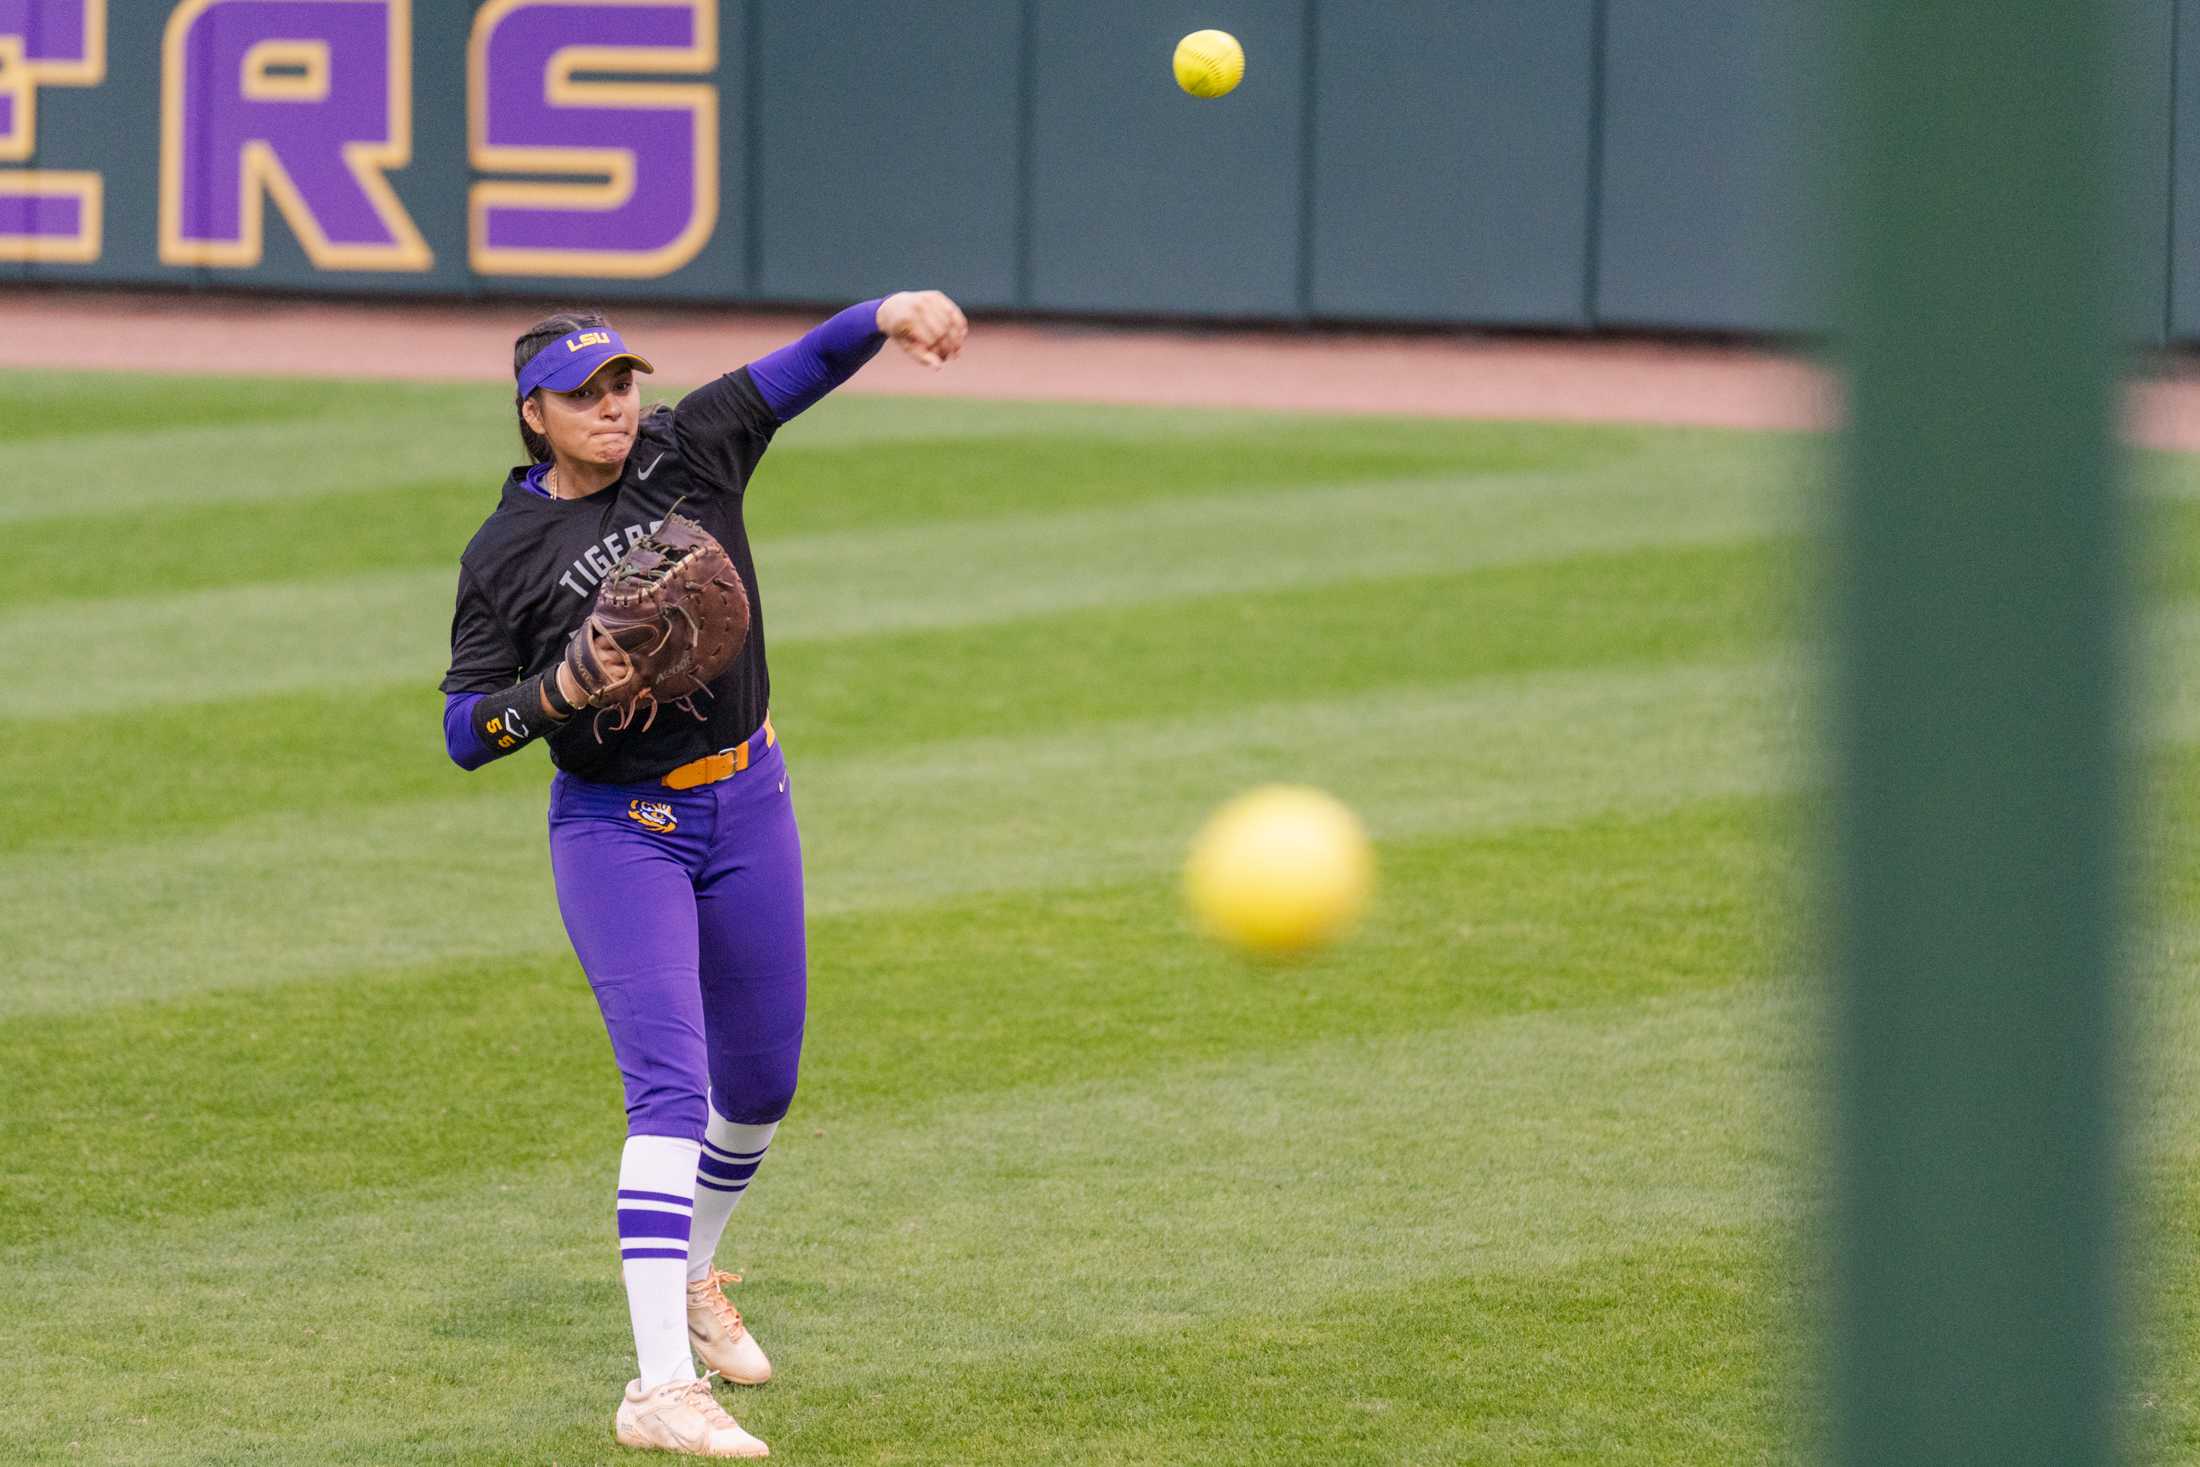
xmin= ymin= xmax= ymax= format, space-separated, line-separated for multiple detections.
xmin=617 ymin=1134 xmax=701 ymax=1388
xmin=686 ymin=1108 xmax=779 ymax=1285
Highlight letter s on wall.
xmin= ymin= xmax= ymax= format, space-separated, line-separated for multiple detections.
xmin=468 ymin=0 xmax=718 ymax=280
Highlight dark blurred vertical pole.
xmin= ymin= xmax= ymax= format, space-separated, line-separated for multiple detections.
xmin=1832 ymin=1 xmax=2124 ymax=1465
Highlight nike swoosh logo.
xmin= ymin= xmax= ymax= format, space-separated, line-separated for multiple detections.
xmin=636 ymin=453 xmax=666 ymax=481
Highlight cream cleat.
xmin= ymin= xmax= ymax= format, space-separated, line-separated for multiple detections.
xmin=614 ymin=1376 xmax=768 ymax=1458
xmin=687 ymin=1269 xmax=773 ymax=1385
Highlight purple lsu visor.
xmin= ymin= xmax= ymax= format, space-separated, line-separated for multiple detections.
xmin=515 ymin=326 xmax=656 ymax=400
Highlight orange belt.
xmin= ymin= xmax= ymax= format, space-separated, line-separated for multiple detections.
xmin=660 ymin=717 xmax=776 ymax=791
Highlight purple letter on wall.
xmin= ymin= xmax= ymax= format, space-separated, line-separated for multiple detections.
xmin=161 ymin=0 xmax=430 ymax=270
xmin=0 ymin=0 xmax=104 ymax=262
xmin=469 ymin=0 xmax=718 ymax=279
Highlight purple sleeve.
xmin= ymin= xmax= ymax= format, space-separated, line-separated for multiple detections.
xmin=746 ymin=299 xmax=888 ymax=422
xmin=444 ymin=691 xmax=495 ymax=771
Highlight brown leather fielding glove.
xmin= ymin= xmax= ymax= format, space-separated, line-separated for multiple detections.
xmin=561 ymin=510 xmax=750 ymax=737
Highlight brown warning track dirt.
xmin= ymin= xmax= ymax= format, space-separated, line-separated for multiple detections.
xmin=4 ymin=287 xmax=2197 ymax=450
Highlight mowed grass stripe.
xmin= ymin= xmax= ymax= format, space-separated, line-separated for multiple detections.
xmin=0 ymin=800 xmax=1783 ymax=1240
xmin=0 ymin=371 xmax=377 ymax=442
xmin=5 ymin=425 xmax=1515 ymax=608
xmin=0 ymin=371 xmax=1651 ymax=528
xmin=0 ymin=983 xmax=1806 ymax=1465
xmin=748 ymin=1240 xmax=1799 ymax=1467
xmin=0 ymin=658 xmax=1804 ymax=1016
xmin=1 ymin=456 xmax=1794 ymax=720
xmin=0 ymin=370 xmax=1273 ymax=449
xmin=0 ymin=542 xmax=1786 ymax=855
xmin=0 ymin=402 xmax=487 ymax=520
xmin=50 ymin=422 xmax=2200 ymax=617
xmin=3 ymin=1237 xmax=1802 ymax=1466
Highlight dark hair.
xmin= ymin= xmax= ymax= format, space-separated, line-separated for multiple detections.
xmin=513 ymin=308 xmax=611 ymax=464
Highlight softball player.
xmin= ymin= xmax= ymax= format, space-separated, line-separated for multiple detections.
xmin=440 ymin=293 xmax=968 ymax=1458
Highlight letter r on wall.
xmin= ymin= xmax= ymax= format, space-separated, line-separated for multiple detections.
xmin=0 ymin=0 xmax=105 ymax=263
xmin=161 ymin=0 xmax=431 ymax=270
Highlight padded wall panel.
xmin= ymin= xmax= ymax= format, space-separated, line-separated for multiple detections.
xmin=753 ymin=0 xmax=1021 ymax=307
xmin=1595 ymin=0 xmax=1834 ymax=334
xmin=2114 ymin=1 xmax=2173 ymax=346
xmin=1308 ymin=0 xmax=1595 ymax=326
xmin=2165 ymin=0 xmax=2200 ymax=340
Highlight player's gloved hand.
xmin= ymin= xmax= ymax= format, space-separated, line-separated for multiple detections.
xmin=558 ymin=512 xmax=751 ymax=738
xmin=876 ymin=291 xmax=968 ymax=369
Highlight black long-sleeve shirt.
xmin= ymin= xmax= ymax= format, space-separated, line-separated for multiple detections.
xmin=440 ymin=368 xmax=780 ymax=785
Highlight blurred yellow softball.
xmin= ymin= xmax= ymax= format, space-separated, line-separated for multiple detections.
xmin=1185 ymin=785 xmax=1374 ymax=956
xmin=1173 ymin=29 xmax=1245 ymax=99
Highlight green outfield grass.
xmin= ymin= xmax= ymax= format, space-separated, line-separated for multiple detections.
xmin=1 ymin=372 xmax=2195 ymax=1465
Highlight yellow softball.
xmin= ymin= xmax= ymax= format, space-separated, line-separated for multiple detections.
xmin=1184 ymin=785 xmax=1374 ymax=957
xmin=1173 ymin=29 xmax=1244 ymax=99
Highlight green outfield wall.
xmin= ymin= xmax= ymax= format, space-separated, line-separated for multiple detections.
xmin=3 ymin=0 xmax=2191 ymax=341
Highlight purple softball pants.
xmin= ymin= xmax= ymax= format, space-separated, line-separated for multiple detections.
xmin=547 ymin=738 xmax=806 ymax=1140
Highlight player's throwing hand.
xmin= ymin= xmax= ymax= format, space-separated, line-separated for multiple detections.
xmin=877 ymin=290 xmax=968 ymax=368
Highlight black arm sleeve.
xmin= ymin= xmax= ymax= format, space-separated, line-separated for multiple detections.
xmin=468 ymin=669 xmax=576 ymax=754
xmin=672 ymin=367 xmax=779 ymax=496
